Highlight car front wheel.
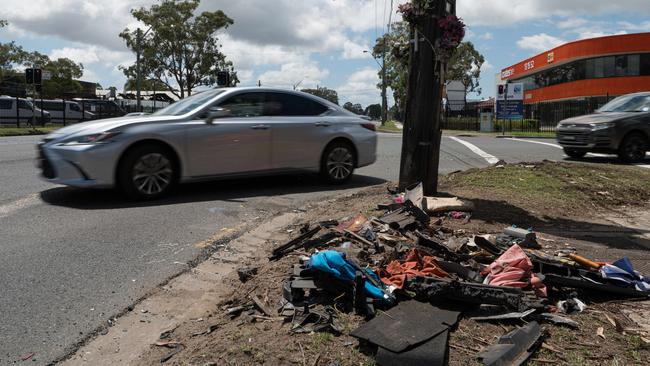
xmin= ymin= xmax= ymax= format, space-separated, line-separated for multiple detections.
xmin=321 ymin=141 xmax=356 ymax=184
xmin=118 ymin=145 xmax=176 ymax=200
xmin=618 ymin=133 xmax=648 ymax=163
xmin=564 ymin=148 xmax=587 ymax=159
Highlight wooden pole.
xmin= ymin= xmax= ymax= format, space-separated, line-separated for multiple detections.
xmin=399 ymin=1 xmax=453 ymax=195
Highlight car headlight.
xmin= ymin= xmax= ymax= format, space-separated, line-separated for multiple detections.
xmin=62 ymin=132 xmax=121 ymax=146
xmin=588 ymin=122 xmax=615 ymax=131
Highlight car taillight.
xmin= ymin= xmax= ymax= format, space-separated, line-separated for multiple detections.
xmin=361 ymin=123 xmax=376 ymax=131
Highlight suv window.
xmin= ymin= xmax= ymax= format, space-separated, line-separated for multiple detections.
xmin=264 ymin=92 xmax=328 ymax=116
xmin=18 ymin=100 xmax=33 ymax=110
xmin=69 ymin=102 xmax=81 ymax=112
xmin=0 ymin=100 xmax=12 ymax=109
xmin=218 ymin=93 xmax=265 ymax=117
xmin=39 ymin=101 xmax=64 ymax=111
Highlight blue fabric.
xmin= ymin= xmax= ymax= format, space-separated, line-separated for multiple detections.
xmin=309 ymin=250 xmax=390 ymax=302
xmin=600 ymin=257 xmax=650 ymax=292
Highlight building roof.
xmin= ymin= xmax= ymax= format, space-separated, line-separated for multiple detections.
xmin=500 ymin=32 xmax=650 ymax=82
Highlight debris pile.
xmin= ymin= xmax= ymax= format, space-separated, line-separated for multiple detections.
xmin=232 ymin=183 xmax=650 ymax=366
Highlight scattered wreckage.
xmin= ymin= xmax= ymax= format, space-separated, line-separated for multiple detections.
xmin=230 ymin=183 xmax=650 ymax=366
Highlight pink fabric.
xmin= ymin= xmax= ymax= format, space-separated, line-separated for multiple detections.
xmin=483 ymin=244 xmax=547 ymax=297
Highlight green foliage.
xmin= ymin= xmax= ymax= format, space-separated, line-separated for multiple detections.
xmin=301 ymin=86 xmax=339 ymax=105
xmin=447 ymin=41 xmax=485 ymax=100
xmin=373 ymin=21 xmax=409 ymax=120
xmin=119 ymin=0 xmax=238 ymax=98
xmin=364 ymin=103 xmax=382 ymax=119
xmin=343 ymin=101 xmax=364 ymax=115
xmin=123 ymin=78 xmax=169 ymax=92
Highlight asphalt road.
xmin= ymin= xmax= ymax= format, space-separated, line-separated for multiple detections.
xmin=0 ymin=132 xmax=645 ymax=365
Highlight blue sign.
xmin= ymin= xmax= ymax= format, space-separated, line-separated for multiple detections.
xmin=496 ymin=100 xmax=524 ymax=120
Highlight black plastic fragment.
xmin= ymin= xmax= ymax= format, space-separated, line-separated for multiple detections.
xmin=477 ymin=321 xmax=543 ymax=366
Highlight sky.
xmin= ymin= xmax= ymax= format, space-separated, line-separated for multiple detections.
xmin=1 ymin=0 xmax=650 ymax=107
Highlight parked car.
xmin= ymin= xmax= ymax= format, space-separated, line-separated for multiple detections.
xmin=0 ymin=96 xmax=51 ymax=125
xmin=73 ymin=99 xmax=126 ymax=119
xmin=556 ymin=92 xmax=650 ymax=163
xmin=38 ymin=87 xmax=377 ymax=199
xmin=34 ymin=99 xmax=95 ymax=124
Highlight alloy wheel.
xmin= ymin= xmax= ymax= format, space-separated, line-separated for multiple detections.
xmin=132 ymin=153 xmax=173 ymax=195
xmin=326 ymin=147 xmax=354 ymax=181
xmin=623 ymin=138 xmax=646 ymax=162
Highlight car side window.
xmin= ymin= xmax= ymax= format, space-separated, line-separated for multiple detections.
xmin=218 ymin=93 xmax=265 ymax=117
xmin=18 ymin=100 xmax=32 ymax=110
xmin=0 ymin=100 xmax=12 ymax=109
xmin=69 ymin=103 xmax=81 ymax=112
xmin=264 ymin=93 xmax=328 ymax=116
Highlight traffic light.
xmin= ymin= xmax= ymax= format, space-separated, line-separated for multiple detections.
xmin=25 ymin=68 xmax=34 ymax=84
xmin=34 ymin=68 xmax=42 ymax=84
xmin=498 ymin=85 xmax=504 ymax=95
xmin=217 ymin=71 xmax=230 ymax=87
xmin=25 ymin=68 xmax=43 ymax=84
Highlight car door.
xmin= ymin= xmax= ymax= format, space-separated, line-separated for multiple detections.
xmin=264 ymin=92 xmax=332 ymax=169
xmin=0 ymin=99 xmax=12 ymax=125
xmin=186 ymin=92 xmax=272 ymax=177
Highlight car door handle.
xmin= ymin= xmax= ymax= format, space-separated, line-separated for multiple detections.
xmin=251 ymin=124 xmax=270 ymax=130
xmin=315 ymin=122 xmax=331 ymax=127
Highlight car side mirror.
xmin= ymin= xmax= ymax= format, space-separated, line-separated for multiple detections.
xmin=206 ymin=107 xmax=230 ymax=124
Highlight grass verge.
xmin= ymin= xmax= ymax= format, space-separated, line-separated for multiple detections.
xmin=376 ymin=120 xmax=402 ymax=133
xmin=439 ymin=161 xmax=650 ymax=214
xmin=0 ymin=126 xmax=59 ymax=137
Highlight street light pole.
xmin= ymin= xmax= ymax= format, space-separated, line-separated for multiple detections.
xmin=364 ymin=50 xmax=388 ymax=125
xmin=135 ymin=26 xmax=153 ymax=112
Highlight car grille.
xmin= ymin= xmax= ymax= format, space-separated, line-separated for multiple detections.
xmin=557 ymin=131 xmax=591 ymax=146
xmin=37 ymin=145 xmax=56 ymax=179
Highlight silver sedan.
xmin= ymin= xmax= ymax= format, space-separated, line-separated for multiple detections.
xmin=37 ymin=87 xmax=377 ymax=199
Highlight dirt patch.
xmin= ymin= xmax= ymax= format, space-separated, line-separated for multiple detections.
xmin=69 ymin=162 xmax=650 ymax=366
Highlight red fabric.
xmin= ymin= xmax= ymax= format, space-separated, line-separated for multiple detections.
xmin=379 ymin=248 xmax=449 ymax=289
xmin=483 ymin=244 xmax=547 ymax=297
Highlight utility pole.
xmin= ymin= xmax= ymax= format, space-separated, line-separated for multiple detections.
xmin=381 ymin=0 xmax=393 ymax=126
xmin=136 ymin=28 xmax=142 ymax=112
xmin=398 ymin=0 xmax=456 ymax=195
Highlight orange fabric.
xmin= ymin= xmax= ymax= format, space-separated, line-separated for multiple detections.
xmin=379 ymin=249 xmax=449 ymax=289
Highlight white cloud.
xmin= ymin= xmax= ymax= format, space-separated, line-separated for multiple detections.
xmin=557 ymin=18 xmax=588 ymax=29
xmin=478 ymin=32 xmax=494 ymax=40
xmin=337 ymin=67 xmax=381 ymax=107
xmin=257 ymin=61 xmax=329 ymax=90
xmin=618 ymin=21 xmax=650 ymax=32
xmin=516 ymin=33 xmax=566 ymax=53
xmin=458 ymin=0 xmax=650 ymax=27
xmin=341 ymin=40 xmax=372 ymax=60
xmin=481 ymin=60 xmax=494 ymax=72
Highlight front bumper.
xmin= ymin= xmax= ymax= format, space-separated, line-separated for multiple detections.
xmin=556 ymin=127 xmax=617 ymax=151
xmin=37 ymin=142 xmax=119 ymax=188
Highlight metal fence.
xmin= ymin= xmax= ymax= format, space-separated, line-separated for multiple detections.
xmin=441 ymin=96 xmax=614 ymax=133
xmin=0 ymin=96 xmax=170 ymax=128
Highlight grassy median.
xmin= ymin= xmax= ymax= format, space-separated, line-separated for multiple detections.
xmin=0 ymin=126 xmax=60 ymax=137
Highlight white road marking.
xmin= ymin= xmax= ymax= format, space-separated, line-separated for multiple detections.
xmin=504 ymin=138 xmax=562 ymax=149
xmin=0 ymin=193 xmax=41 ymax=219
xmin=447 ymin=136 xmax=500 ymax=165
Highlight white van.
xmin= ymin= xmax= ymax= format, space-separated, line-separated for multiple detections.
xmin=34 ymin=99 xmax=95 ymax=124
xmin=0 ymin=96 xmax=51 ymax=126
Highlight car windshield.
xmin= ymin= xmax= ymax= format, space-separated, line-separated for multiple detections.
xmin=598 ymin=94 xmax=650 ymax=113
xmin=152 ymin=89 xmax=226 ymax=116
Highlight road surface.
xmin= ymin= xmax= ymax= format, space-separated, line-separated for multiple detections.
xmin=0 ymin=132 xmax=646 ymax=365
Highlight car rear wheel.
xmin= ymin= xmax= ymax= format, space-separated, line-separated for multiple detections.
xmin=321 ymin=141 xmax=356 ymax=184
xmin=118 ymin=145 xmax=176 ymax=200
xmin=618 ymin=133 xmax=648 ymax=163
xmin=563 ymin=148 xmax=587 ymax=159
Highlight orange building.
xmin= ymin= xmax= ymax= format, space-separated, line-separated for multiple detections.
xmin=500 ymin=33 xmax=650 ymax=104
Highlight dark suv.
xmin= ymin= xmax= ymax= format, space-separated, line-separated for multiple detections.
xmin=556 ymin=92 xmax=650 ymax=163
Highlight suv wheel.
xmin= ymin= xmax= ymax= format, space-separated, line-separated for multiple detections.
xmin=563 ymin=148 xmax=587 ymax=159
xmin=321 ymin=141 xmax=356 ymax=184
xmin=118 ymin=145 xmax=176 ymax=199
xmin=618 ymin=133 xmax=648 ymax=163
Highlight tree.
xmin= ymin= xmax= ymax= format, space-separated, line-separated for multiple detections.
xmin=446 ymin=41 xmax=485 ymax=103
xmin=373 ymin=21 xmax=410 ymax=121
xmin=120 ymin=0 xmax=238 ymax=99
xmin=364 ymin=104 xmax=382 ymax=120
xmin=35 ymin=56 xmax=84 ymax=98
xmin=301 ymin=86 xmax=339 ymax=105
xmin=343 ymin=102 xmax=364 ymax=115
xmin=123 ymin=78 xmax=169 ymax=91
